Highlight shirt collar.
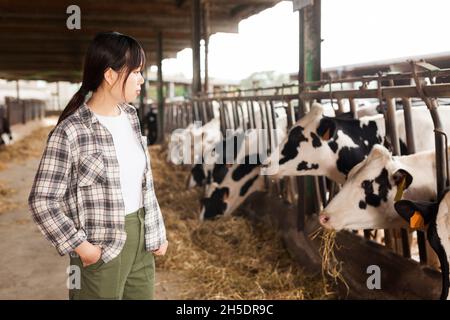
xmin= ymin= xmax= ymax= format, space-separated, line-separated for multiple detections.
xmin=79 ymin=102 xmax=136 ymax=128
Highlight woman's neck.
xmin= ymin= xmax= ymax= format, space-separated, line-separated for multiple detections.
xmin=86 ymin=91 xmax=122 ymax=116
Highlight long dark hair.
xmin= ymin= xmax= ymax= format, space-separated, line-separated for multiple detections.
xmin=57 ymin=31 xmax=146 ymax=125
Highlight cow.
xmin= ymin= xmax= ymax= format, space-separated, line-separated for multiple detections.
xmin=395 ymin=188 xmax=450 ymax=300
xmin=266 ymin=103 xmax=450 ymax=184
xmin=318 ymin=144 xmax=450 ymax=231
xmin=189 ymin=103 xmax=287 ymax=188
xmin=199 ymin=109 xmax=288 ymax=220
xmin=168 ymin=117 xmax=222 ymax=165
xmin=199 ymin=152 xmax=266 ymax=220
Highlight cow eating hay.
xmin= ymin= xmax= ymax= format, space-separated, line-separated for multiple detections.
xmin=151 ymin=144 xmax=333 ymax=299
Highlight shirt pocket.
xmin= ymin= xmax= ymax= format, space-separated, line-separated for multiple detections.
xmin=77 ymin=152 xmax=106 ymax=187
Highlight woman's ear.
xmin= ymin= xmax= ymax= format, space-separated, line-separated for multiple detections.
xmin=104 ymin=67 xmax=118 ymax=87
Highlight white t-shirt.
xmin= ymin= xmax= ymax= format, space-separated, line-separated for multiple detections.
xmin=93 ymin=105 xmax=146 ymax=215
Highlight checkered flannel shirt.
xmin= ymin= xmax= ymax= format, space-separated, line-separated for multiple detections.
xmin=28 ymin=102 xmax=167 ymax=263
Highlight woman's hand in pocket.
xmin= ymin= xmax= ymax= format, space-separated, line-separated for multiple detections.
xmin=74 ymin=241 xmax=102 ymax=267
xmin=152 ymin=240 xmax=168 ymax=256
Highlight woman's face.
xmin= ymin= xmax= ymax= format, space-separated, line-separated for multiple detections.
xmin=110 ymin=67 xmax=145 ymax=103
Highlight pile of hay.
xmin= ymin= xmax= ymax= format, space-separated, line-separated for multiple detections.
xmin=0 ymin=126 xmax=53 ymax=171
xmin=150 ymin=144 xmax=330 ymax=299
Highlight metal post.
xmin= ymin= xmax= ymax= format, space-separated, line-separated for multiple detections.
xmin=402 ymin=97 xmax=427 ymax=263
xmin=297 ymin=0 xmax=321 ymax=231
xmin=202 ymin=1 xmax=210 ymax=93
xmin=191 ymin=0 xmax=202 ymax=96
xmin=386 ymin=86 xmax=411 ymax=258
xmin=156 ymin=31 xmax=164 ymax=143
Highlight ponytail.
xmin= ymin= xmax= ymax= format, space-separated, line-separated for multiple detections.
xmin=56 ymin=86 xmax=89 ymax=126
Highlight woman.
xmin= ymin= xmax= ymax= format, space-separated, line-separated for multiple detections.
xmin=28 ymin=31 xmax=168 ymax=300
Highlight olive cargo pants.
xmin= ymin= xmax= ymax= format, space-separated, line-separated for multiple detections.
xmin=69 ymin=208 xmax=155 ymax=300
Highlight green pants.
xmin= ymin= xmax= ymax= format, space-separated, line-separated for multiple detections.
xmin=69 ymin=207 xmax=155 ymax=300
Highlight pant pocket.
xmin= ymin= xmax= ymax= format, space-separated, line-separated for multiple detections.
xmin=77 ymin=255 xmax=122 ymax=299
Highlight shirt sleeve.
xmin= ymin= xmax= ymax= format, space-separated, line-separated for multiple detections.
xmin=28 ymin=125 xmax=87 ymax=256
xmin=144 ymin=149 xmax=168 ymax=249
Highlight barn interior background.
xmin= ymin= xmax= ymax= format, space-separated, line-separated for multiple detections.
xmin=1 ymin=0 xmax=450 ymax=300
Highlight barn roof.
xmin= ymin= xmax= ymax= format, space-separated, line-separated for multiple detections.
xmin=0 ymin=0 xmax=280 ymax=82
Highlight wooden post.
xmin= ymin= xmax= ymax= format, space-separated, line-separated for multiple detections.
xmin=139 ymin=72 xmax=147 ymax=135
xmin=16 ymin=80 xmax=20 ymax=100
xmin=156 ymin=31 xmax=164 ymax=143
xmin=202 ymin=1 xmax=210 ymax=93
xmin=191 ymin=0 xmax=202 ymax=96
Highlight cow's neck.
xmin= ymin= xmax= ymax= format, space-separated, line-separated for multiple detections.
xmin=435 ymin=195 xmax=450 ymax=300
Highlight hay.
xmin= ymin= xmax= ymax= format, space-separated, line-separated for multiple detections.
xmin=0 ymin=126 xmax=53 ymax=171
xmin=0 ymin=180 xmax=18 ymax=215
xmin=150 ymin=144 xmax=331 ymax=299
xmin=310 ymin=228 xmax=349 ymax=296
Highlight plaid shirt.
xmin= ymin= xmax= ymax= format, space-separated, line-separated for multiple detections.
xmin=28 ymin=102 xmax=166 ymax=263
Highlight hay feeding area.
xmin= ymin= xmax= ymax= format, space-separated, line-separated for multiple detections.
xmin=0 ymin=126 xmax=53 ymax=172
xmin=0 ymin=125 xmax=53 ymax=214
xmin=150 ymin=144 xmax=333 ymax=299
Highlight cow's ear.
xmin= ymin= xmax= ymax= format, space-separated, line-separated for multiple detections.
xmin=317 ymin=118 xmax=336 ymax=141
xmin=394 ymin=200 xmax=425 ymax=229
xmin=394 ymin=200 xmax=416 ymax=222
xmin=393 ymin=169 xmax=413 ymax=189
xmin=394 ymin=199 xmax=436 ymax=229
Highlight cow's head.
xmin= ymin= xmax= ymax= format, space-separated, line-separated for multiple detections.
xmin=395 ymin=190 xmax=450 ymax=300
xmin=268 ymin=103 xmax=382 ymax=183
xmin=200 ymin=154 xmax=265 ymax=220
xmin=319 ymin=144 xmax=412 ymax=230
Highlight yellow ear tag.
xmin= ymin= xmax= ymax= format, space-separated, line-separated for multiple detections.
xmin=394 ymin=177 xmax=406 ymax=202
xmin=410 ymin=211 xmax=424 ymax=230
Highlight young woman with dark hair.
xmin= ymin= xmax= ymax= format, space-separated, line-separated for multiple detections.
xmin=28 ymin=31 xmax=168 ymax=300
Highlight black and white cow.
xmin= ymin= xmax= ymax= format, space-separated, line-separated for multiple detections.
xmin=168 ymin=117 xmax=222 ymax=165
xmin=189 ymin=129 xmax=246 ymax=188
xmin=190 ymin=103 xmax=288 ymax=187
xmin=395 ymin=188 xmax=450 ymax=300
xmin=200 ymin=152 xmax=266 ymax=220
xmin=318 ymin=144 xmax=450 ymax=231
xmin=268 ymin=103 xmax=450 ymax=184
xmin=199 ymin=109 xmax=288 ymax=220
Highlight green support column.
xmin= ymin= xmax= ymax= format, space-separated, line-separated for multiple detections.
xmin=297 ymin=0 xmax=321 ymax=231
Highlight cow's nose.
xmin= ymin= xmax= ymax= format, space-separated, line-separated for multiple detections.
xmin=319 ymin=213 xmax=330 ymax=226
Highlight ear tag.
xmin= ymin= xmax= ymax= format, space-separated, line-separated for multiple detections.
xmin=322 ymin=128 xmax=330 ymax=140
xmin=410 ymin=211 xmax=424 ymax=230
xmin=394 ymin=177 xmax=406 ymax=202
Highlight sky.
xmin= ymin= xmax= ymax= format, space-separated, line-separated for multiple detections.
xmin=155 ymin=0 xmax=450 ymax=81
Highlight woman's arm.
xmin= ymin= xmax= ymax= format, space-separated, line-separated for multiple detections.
xmin=28 ymin=125 xmax=87 ymax=256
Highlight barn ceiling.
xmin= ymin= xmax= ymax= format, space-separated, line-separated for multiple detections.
xmin=0 ymin=0 xmax=280 ymax=82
